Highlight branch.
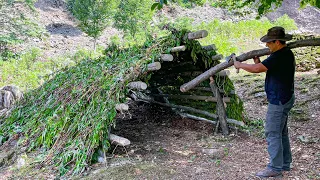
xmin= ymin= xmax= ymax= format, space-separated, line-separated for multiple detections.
xmin=180 ymin=38 xmax=320 ymax=92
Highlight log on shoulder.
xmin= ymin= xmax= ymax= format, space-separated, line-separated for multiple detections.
xmin=180 ymin=38 xmax=320 ymax=92
xmin=187 ymin=30 xmax=208 ymax=40
xmin=160 ymin=54 xmax=174 ymax=62
xmin=127 ymin=81 xmax=148 ymax=90
xmin=109 ymin=134 xmax=130 ymax=146
xmin=171 ymin=46 xmax=186 ymax=53
xmin=147 ymin=62 xmax=161 ymax=71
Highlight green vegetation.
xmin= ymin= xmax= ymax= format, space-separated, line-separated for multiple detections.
xmin=68 ymin=0 xmax=118 ymax=51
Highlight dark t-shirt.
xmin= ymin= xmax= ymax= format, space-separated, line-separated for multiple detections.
xmin=262 ymin=47 xmax=295 ymax=105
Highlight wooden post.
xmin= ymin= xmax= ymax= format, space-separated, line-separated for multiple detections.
xmin=160 ymin=54 xmax=174 ymax=62
xmin=209 ymin=77 xmax=229 ymax=135
xmin=171 ymin=46 xmax=186 ymax=53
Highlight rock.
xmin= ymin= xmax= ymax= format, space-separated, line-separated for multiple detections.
xmin=317 ymin=70 xmax=320 ymax=74
xmin=202 ymin=148 xmax=225 ymax=159
xmin=0 ymin=150 xmax=15 ymax=167
xmin=17 ymin=156 xmax=26 ymax=168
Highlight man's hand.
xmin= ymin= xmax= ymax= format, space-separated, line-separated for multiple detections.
xmin=234 ymin=61 xmax=241 ymax=69
xmin=253 ymin=56 xmax=261 ymax=64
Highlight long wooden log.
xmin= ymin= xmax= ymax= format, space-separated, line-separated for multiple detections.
xmin=180 ymin=38 xmax=320 ymax=92
xmin=136 ymin=96 xmax=244 ymax=127
xmin=179 ymin=113 xmax=217 ymax=124
xmin=187 ymin=30 xmax=208 ymax=40
xmin=171 ymin=46 xmax=186 ymax=52
xmin=210 ymin=77 xmax=229 ymax=135
xmin=151 ymin=94 xmax=231 ymax=102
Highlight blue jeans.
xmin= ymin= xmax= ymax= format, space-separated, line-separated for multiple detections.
xmin=265 ymin=95 xmax=295 ymax=172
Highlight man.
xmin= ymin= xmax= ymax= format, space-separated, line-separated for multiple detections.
xmin=234 ymin=26 xmax=295 ymax=178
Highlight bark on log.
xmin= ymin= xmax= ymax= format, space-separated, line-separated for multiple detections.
xmin=171 ymin=46 xmax=186 ymax=52
xmin=151 ymin=94 xmax=231 ymax=102
xmin=180 ymin=38 xmax=320 ymax=92
xmin=202 ymin=44 xmax=217 ymax=51
xmin=160 ymin=54 xmax=174 ymax=61
xmin=109 ymin=134 xmax=130 ymax=146
xmin=187 ymin=30 xmax=208 ymax=40
xmin=212 ymin=54 xmax=223 ymax=61
xmin=127 ymin=81 xmax=147 ymax=90
xmin=210 ymin=77 xmax=229 ymax=135
xmin=147 ymin=62 xmax=161 ymax=71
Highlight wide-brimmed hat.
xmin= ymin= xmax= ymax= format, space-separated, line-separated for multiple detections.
xmin=260 ymin=26 xmax=293 ymax=42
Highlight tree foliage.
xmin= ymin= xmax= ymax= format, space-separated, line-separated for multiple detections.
xmin=68 ymin=0 xmax=119 ymax=50
xmin=153 ymin=0 xmax=320 ymax=16
xmin=114 ymin=0 xmax=154 ymax=37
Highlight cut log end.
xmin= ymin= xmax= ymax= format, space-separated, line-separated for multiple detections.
xmin=147 ymin=62 xmax=161 ymax=71
xmin=109 ymin=134 xmax=130 ymax=146
xmin=127 ymin=81 xmax=148 ymax=90
xmin=171 ymin=46 xmax=186 ymax=53
xmin=188 ymin=30 xmax=208 ymax=40
xmin=116 ymin=103 xmax=129 ymax=112
xmin=160 ymin=54 xmax=173 ymax=62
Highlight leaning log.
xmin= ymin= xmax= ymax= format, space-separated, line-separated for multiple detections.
xmin=171 ymin=46 xmax=186 ymax=52
xmin=151 ymin=94 xmax=231 ymax=102
xmin=179 ymin=113 xmax=217 ymax=125
xmin=210 ymin=77 xmax=229 ymax=135
xmin=187 ymin=30 xmax=208 ymax=40
xmin=139 ymin=98 xmax=244 ymax=127
xmin=180 ymin=38 xmax=320 ymax=92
